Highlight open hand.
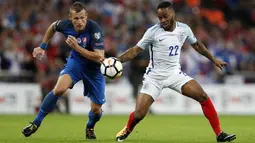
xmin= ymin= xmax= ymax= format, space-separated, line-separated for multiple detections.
xmin=213 ymin=59 xmax=228 ymax=70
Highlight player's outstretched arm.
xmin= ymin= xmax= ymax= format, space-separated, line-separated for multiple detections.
xmin=191 ymin=41 xmax=228 ymax=70
xmin=32 ymin=22 xmax=57 ymax=59
xmin=117 ymin=46 xmax=143 ymax=63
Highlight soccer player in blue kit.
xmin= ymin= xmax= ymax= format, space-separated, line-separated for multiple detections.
xmin=22 ymin=2 xmax=105 ymax=140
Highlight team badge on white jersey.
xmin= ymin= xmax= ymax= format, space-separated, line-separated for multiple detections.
xmin=178 ymin=32 xmax=185 ymax=42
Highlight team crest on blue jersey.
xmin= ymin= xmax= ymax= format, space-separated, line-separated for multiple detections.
xmin=77 ymin=37 xmax=87 ymax=48
xmin=82 ymin=37 xmax=87 ymax=48
xmin=82 ymin=37 xmax=87 ymax=43
xmin=178 ymin=32 xmax=185 ymax=42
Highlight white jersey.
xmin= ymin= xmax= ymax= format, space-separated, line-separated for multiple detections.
xmin=137 ymin=21 xmax=197 ymax=79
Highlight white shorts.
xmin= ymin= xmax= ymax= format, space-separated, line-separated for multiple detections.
xmin=140 ymin=69 xmax=193 ymax=100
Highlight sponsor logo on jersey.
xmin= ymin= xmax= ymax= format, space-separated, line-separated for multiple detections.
xmin=77 ymin=38 xmax=81 ymax=44
xmin=159 ymin=38 xmax=165 ymax=42
xmin=94 ymin=32 xmax=101 ymax=40
xmin=95 ymin=42 xmax=104 ymax=46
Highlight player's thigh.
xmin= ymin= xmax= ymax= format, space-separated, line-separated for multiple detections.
xmin=83 ymin=74 xmax=105 ymax=105
xmin=140 ymin=77 xmax=162 ymax=100
xmin=54 ymin=59 xmax=83 ymax=95
xmin=53 ymin=74 xmax=73 ymax=96
xmin=61 ymin=58 xmax=83 ymax=84
xmin=181 ymin=79 xmax=208 ymax=102
xmin=166 ymin=70 xmax=193 ymax=93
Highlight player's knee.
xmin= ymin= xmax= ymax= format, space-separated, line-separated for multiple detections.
xmin=198 ymin=92 xmax=208 ymax=102
xmin=91 ymin=106 xmax=102 ymax=115
xmin=53 ymin=87 xmax=68 ymax=96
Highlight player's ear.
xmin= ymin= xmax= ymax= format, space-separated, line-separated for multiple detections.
xmin=171 ymin=9 xmax=175 ymax=19
xmin=69 ymin=14 xmax=72 ymax=20
xmin=85 ymin=11 xmax=88 ymax=19
xmin=68 ymin=9 xmax=72 ymax=20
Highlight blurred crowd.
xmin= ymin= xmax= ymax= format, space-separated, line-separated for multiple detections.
xmin=0 ymin=0 xmax=255 ymax=87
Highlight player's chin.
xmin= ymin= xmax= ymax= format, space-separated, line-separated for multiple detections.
xmin=162 ymin=25 xmax=169 ymax=30
xmin=76 ymin=26 xmax=84 ymax=31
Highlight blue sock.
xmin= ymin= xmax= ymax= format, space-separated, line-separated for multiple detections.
xmin=33 ymin=91 xmax=59 ymax=126
xmin=86 ymin=110 xmax=102 ymax=129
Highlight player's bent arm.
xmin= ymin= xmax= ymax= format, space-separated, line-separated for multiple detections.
xmin=117 ymin=46 xmax=143 ymax=63
xmin=191 ymin=41 xmax=216 ymax=63
xmin=32 ymin=22 xmax=57 ymax=58
xmin=73 ymin=45 xmax=104 ymax=63
xmin=42 ymin=22 xmax=57 ymax=44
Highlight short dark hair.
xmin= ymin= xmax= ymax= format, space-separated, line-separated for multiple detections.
xmin=157 ymin=1 xmax=173 ymax=9
xmin=70 ymin=2 xmax=86 ymax=13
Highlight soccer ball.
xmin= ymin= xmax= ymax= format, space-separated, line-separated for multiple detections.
xmin=100 ymin=57 xmax=123 ymax=79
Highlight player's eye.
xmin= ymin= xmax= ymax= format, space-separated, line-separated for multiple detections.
xmin=158 ymin=16 xmax=167 ymax=20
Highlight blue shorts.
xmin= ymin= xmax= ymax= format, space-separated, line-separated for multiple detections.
xmin=60 ymin=58 xmax=105 ymax=105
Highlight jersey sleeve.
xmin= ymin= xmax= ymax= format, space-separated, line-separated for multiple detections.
xmin=136 ymin=29 xmax=154 ymax=50
xmin=91 ymin=23 xmax=104 ymax=50
xmin=55 ymin=20 xmax=65 ymax=32
xmin=185 ymin=25 xmax=197 ymax=44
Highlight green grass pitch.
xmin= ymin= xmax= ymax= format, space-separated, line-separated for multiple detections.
xmin=0 ymin=114 xmax=254 ymax=143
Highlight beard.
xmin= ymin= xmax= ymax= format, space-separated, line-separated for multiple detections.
xmin=164 ymin=19 xmax=175 ymax=31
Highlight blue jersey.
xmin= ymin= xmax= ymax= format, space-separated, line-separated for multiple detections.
xmin=55 ymin=19 xmax=104 ymax=71
xmin=55 ymin=19 xmax=105 ymax=105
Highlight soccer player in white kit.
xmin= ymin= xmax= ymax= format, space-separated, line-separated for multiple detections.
xmin=116 ymin=1 xmax=236 ymax=142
